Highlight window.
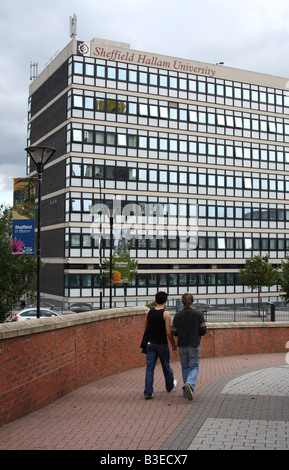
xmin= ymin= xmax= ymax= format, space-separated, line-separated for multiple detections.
xmin=106 ymin=167 xmax=115 ymax=179
xmin=85 ymin=97 xmax=94 ymax=109
xmin=84 ymin=164 xmax=93 ymax=178
xmin=139 ymin=72 xmax=148 ymax=84
xmin=159 ymin=75 xmax=168 ymax=87
xmin=71 ymin=234 xmax=81 ymax=247
xmin=149 ymin=74 xmax=158 ymax=86
xmin=128 ymin=102 xmax=137 ymax=114
xmin=95 ymin=131 xmax=104 ymax=144
xmin=74 ymin=95 xmax=83 ymax=108
xmin=118 ymin=69 xmax=127 ymax=81
xmin=198 ymin=237 xmax=206 ymax=249
xmin=128 ymin=135 xmax=137 ymax=147
xmin=83 ymin=234 xmax=92 ymax=247
xmin=73 ymin=129 xmax=82 ymax=142
xmin=72 ymin=164 xmax=81 ymax=177
xmin=208 ymin=237 xmax=216 ymax=249
xmin=71 ymin=199 xmax=81 ymax=212
xmin=169 ymin=77 xmax=178 ymax=89
xmin=160 ymin=107 xmax=168 ymax=119
xmin=107 ymin=133 xmax=116 ymax=146
xmin=96 ymin=65 xmax=105 ymax=77
xmin=118 ymin=135 xmax=127 ymax=146
xmin=129 ymin=70 xmax=137 ymax=82
xmin=149 ymin=105 xmax=158 ymax=117
xmin=74 ymin=62 xmax=83 ymax=74
xmin=70 ymin=274 xmax=80 ymax=287
xmin=218 ymin=238 xmax=225 ymax=249
xmin=107 ymin=67 xmax=116 ymax=79
xmin=139 ymin=104 xmax=148 ymax=116
xmin=96 ymin=99 xmax=105 ymax=111
xmin=85 ymin=64 xmax=94 ymax=76
xmin=84 ymin=130 xmax=93 ymax=143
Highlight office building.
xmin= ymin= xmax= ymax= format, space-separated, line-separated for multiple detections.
xmin=27 ymin=37 xmax=289 ymax=307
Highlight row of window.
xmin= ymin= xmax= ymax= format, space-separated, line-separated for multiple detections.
xmin=69 ymin=92 xmax=289 ymax=140
xmin=66 ymin=232 xmax=289 ymax=252
xmin=67 ymin=192 xmax=289 ymax=223
xmin=65 ymin=271 xmax=243 ymax=289
xmin=68 ymin=125 xmax=289 ymax=167
xmin=68 ymin=160 xmax=289 ymax=195
xmin=70 ymin=57 xmax=289 ymax=113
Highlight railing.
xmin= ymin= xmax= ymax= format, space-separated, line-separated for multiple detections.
xmin=11 ymin=297 xmax=289 ymax=323
xmin=199 ymin=304 xmax=289 ymax=323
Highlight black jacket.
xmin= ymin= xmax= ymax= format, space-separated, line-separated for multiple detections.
xmin=172 ymin=306 xmax=206 ymax=347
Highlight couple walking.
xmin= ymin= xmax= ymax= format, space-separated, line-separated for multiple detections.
xmin=144 ymin=291 xmax=206 ymax=400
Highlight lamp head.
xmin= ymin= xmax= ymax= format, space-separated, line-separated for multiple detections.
xmin=25 ymin=146 xmax=56 ymax=168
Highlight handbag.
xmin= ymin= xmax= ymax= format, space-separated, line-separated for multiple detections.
xmin=140 ymin=328 xmax=149 ymax=354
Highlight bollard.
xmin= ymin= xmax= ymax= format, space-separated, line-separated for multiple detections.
xmin=270 ymin=303 xmax=275 ymax=322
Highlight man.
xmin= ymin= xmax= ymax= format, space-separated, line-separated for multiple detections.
xmin=144 ymin=291 xmax=177 ymax=399
xmin=172 ymin=292 xmax=206 ymax=401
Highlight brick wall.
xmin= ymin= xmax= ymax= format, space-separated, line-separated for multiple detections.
xmin=0 ymin=308 xmax=288 ymax=425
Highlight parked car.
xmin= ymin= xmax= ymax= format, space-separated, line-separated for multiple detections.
xmin=13 ymin=308 xmax=62 ymax=321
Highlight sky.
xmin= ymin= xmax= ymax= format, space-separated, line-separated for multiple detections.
xmin=1 ymin=0 xmax=289 ymax=207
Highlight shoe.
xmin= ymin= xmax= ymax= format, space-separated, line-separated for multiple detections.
xmin=168 ymin=379 xmax=177 ymax=392
xmin=184 ymin=384 xmax=194 ymax=401
xmin=144 ymin=393 xmax=154 ymax=399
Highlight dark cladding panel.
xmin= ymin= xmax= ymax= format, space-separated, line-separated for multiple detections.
xmin=40 ymin=263 xmax=64 ymax=297
xmin=30 ymin=61 xmax=68 ymax=116
xmin=30 ymin=94 xmax=67 ymax=143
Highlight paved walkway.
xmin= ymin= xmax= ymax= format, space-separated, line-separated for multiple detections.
xmin=0 ymin=352 xmax=288 ymax=451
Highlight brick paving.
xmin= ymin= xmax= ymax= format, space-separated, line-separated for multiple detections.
xmin=0 ymin=352 xmax=287 ymax=450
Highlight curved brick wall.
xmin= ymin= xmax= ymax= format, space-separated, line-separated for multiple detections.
xmin=0 ymin=307 xmax=288 ymax=425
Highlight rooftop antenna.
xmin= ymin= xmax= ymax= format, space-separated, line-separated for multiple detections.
xmin=30 ymin=62 xmax=38 ymax=81
xmin=70 ymin=13 xmax=77 ymax=39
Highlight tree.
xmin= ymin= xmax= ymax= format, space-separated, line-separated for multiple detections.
xmin=239 ymin=255 xmax=279 ymax=314
xmin=0 ymin=205 xmax=38 ymax=322
xmin=278 ymin=256 xmax=289 ymax=304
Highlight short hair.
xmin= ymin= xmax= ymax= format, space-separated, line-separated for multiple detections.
xmin=182 ymin=292 xmax=194 ymax=307
xmin=155 ymin=291 xmax=168 ymax=305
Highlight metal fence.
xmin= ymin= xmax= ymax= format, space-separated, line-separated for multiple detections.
xmin=12 ymin=297 xmax=289 ymax=323
xmin=203 ymin=305 xmax=289 ymax=323
xmin=169 ymin=300 xmax=289 ymax=323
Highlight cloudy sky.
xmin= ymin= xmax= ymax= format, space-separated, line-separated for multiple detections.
xmin=1 ymin=0 xmax=289 ymax=207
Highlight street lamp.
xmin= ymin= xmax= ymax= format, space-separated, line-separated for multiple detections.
xmin=25 ymin=146 xmax=56 ymax=318
xmin=95 ymin=173 xmax=103 ymax=309
xmin=109 ymin=207 xmax=114 ymax=308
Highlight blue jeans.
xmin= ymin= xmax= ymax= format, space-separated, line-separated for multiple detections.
xmin=179 ymin=346 xmax=200 ymax=395
xmin=144 ymin=342 xmax=174 ymax=396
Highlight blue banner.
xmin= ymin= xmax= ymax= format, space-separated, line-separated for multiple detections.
xmin=12 ymin=220 xmax=35 ymax=255
xmin=12 ymin=177 xmax=36 ymax=255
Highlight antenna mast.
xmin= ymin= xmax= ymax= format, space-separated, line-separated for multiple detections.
xmin=70 ymin=13 xmax=77 ymax=39
xmin=30 ymin=62 xmax=38 ymax=81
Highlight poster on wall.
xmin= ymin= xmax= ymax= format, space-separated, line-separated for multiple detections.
xmin=12 ymin=177 xmax=36 ymax=255
xmin=113 ymin=256 xmax=131 ymax=284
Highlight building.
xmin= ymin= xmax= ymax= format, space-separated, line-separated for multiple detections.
xmin=27 ymin=37 xmax=289 ymax=308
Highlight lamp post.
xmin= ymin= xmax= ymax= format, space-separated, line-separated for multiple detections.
xmin=109 ymin=207 xmax=114 ymax=308
xmin=25 ymin=146 xmax=56 ymax=318
xmin=95 ymin=173 xmax=103 ymax=309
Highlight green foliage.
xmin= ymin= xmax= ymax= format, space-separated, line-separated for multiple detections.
xmin=0 ymin=205 xmax=38 ymax=322
xmin=278 ymin=256 xmax=289 ymax=304
xmin=239 ymin=255 xmax=279 ymax=309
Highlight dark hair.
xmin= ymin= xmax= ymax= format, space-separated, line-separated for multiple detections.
xmin=155 ymin=291 xmax=168 ymax=305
